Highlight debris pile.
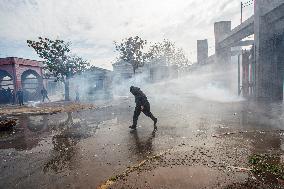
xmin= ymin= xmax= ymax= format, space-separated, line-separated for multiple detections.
xmin=249 ymin=154 xmax=284 ymax=183
xmin=0 ymin=102 xmax=96 ymax=116
xmin=0 ymin=118 xmax=17 ymax=131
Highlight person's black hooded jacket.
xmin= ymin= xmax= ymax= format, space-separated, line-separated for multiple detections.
xmin=130 ymin=86 xmax=148 ymax=107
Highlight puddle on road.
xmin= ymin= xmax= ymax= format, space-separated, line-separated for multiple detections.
xmin=111 ymin=165 xmax=248 ymax=189
xmin=0 ymin=105 xmax=120 ymax=152
xmin=0 ymin=112 xmax=94 ymax=151
xmin=127 ymin=129 xmax=156 ymax=159
xmin=147 ymin=166 xmax=224 ymax=188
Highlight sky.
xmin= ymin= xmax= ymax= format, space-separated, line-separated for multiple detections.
xmin=0 ymin=0 xmax=254 ymax=70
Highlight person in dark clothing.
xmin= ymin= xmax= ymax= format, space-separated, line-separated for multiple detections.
xmin=7 ymin=87 xmax=12 ymax=103
xmin=16 ymin=88 xmax=24 ymax=106
xmin=75 ymin=86 xmax=80 ymax=102
xmin=11 ymin=90 xmax=15 ymax=105
xmin=129 ymin=86 xmax=157 ymax=130
xmin=41 ymin=87 xmax=50 ymax=102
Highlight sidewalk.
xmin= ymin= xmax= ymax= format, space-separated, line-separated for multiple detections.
xmin=0 ymin=101 xmax=96 ymax=117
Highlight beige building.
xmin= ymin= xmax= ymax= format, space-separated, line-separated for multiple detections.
xmin=112 ymin=58 xmax=178 ymax=83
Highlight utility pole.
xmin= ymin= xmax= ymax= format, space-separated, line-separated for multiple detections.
xmin=241 ymin=2 xmax=243 ymax=23
xmin=238 ymin=54 xmax=241 ymax=96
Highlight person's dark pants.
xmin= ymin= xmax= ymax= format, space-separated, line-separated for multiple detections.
xmin=19 ymin=98 xmax=23 ymax=106
xmin=133 ymin=101 xmax=156 ymax=127
xmin=42 ymin=94 xmax=50 ymax=102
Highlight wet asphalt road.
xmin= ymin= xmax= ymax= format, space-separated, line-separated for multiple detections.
xmin=0 ymin=95 xmax=284 ymax=189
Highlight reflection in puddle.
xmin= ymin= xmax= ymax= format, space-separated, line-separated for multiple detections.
xmin=0 ymin=107 xmax=120 ymax=176
xmin=43 ymin=133 xmax=78 ymax=173
xmin=0 ymin=108 xmax=117 ymax=152
xmin=27 ymin=115 xmax=48 ymax=132
xmin=129 ymin=130 xmax=156 ymax=159
xmin=43 ymin=113 xmax=91 ymax=173
xmin=0 ymin=113 xmax=77 ymax=151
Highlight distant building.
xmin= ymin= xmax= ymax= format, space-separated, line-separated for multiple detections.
xmin=197 ymin=39 xmax=209 ymax=64
xmin=86 ymin=66 xmax=112 ymax=91
xmin=71 ymin=66 xmax=113 ymax=100
xmin=112 ymin=60 xmax=133 ymax=80
xmin=112 ymin=59 xmax=178 ymax=83
xmin=145 ymin=57 xmax=178 ymax=82
xmin=112 ymin=60 xmax=143 ymax=82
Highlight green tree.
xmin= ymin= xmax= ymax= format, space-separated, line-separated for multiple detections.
xmin=27 ymin=37 xmax=89 ymax=100
xmin=114 ymin=36 xmax=147 ymax=74
xmin=146 ymin=39 xmax=191 ymax=69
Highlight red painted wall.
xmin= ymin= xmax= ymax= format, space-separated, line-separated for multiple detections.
xmin=0 ymin=57 xmax=43 ymax=91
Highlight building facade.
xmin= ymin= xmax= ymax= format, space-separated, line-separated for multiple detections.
xmin=0 ymin=57 xmax=44 ymax=102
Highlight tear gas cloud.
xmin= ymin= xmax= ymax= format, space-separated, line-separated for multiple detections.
xmin=67 ymin=62 xmax=243 ymax=105
xmin=144 ymin=63 xmax=244 ymax=104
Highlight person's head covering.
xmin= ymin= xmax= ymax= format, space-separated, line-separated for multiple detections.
xmin=130 ymin=86 xmax=134 ymax=92
xmin=130 ymin=86 xmax=135 ymax=94
xmin=130 ymin=86 xmax=139 ymax=95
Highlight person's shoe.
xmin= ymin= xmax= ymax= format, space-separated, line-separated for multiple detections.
xmin=129 ymin=125 xmax=137 ymax=130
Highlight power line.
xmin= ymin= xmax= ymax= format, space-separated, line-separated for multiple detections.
xmin=241 ymin=0 xmax=254 ymax=23
xmin=242 ymin=0 xmax=254 ymax=8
